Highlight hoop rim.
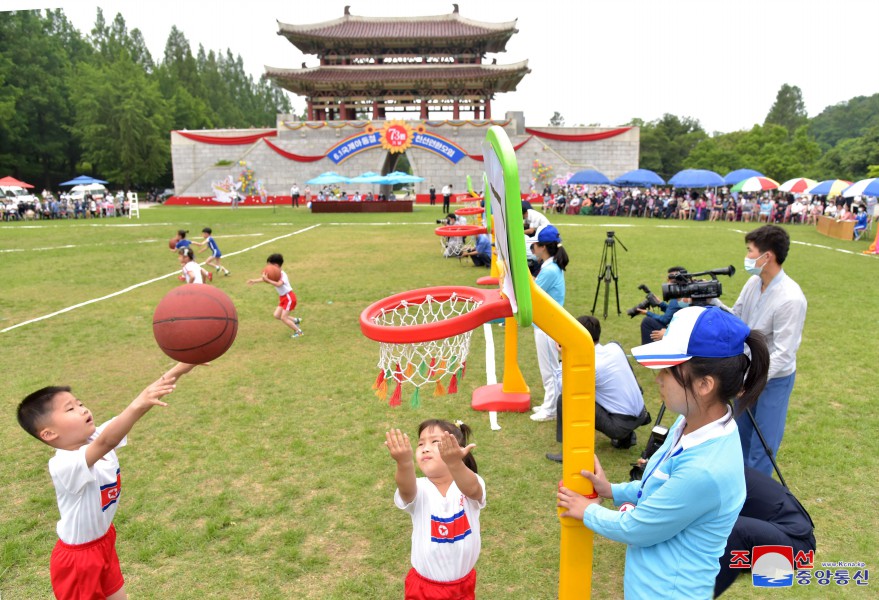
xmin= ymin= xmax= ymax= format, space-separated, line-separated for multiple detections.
xmin=434 ymin=224 xmax=487 ymax=237
xmin=360 ymin=286 xmax=512 ymax=343
xmin=455 ymin=206 xmax=485 ymax=216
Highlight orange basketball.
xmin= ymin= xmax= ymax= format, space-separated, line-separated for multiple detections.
xmin=263 ymin=264 xmax=281 ymax=282
xmin=153 ymin=286 xmax=238 ymax=363
xmin=168 ymin=238 xmax=177 ymax=250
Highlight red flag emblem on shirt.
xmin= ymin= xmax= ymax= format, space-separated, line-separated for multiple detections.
xmin=430 ymin=509 xmax=472 ymax=544
xmin=100 ymin=468 xmax=121 ymax=512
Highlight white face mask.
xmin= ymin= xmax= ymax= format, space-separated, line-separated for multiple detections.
xmin=744 ymin=252 xmax=768 ymax=276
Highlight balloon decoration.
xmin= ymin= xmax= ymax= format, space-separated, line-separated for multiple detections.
xmin=531 ymin=159 xmax=554 ymax=189
xmin=237 ymin=160 xmax=258 ymax=196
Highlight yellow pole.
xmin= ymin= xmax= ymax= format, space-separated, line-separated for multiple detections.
xmin=501 ymin=317 xmax=528 ymax=394
xmin=530 ymin=280 xmax=596 ymax=600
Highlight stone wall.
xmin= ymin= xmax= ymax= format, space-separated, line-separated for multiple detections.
xmin=171 ymin=113 xmax=639 ymax=197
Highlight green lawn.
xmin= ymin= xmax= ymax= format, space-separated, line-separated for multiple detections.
xmin=1 ymin=206 xmax=875 ymax=599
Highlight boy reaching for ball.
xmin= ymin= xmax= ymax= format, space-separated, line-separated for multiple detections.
xmin=247 ymin=253 xmax=303 ymax=338
xmin=16 ymin=362 xmax=200 ymax=599
xmin=194 ymin=227 xmax=230 ymax=276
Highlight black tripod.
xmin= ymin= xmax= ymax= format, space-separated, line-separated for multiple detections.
xmin=591 ymin=230 xmax=627 ymax=319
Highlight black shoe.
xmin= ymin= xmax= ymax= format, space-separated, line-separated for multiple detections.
xmin=611 ymin=432 xmax=637 ymax=449
xmin=545 ymin=453 xmax=563 ymax=463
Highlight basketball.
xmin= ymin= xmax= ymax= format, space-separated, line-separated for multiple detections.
xmin=168 ymin=238 xmax=177 ymax=250
xmin=153 ymin=285 xmax=238 ymax=363
xmin=263 ymin=264 xmax=281 ymax=282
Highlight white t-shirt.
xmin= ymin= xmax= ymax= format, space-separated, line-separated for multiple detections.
xmin=276 ymin=271 xmax=292 ymax=296
xmin=182 ymin=261 xmax=203 ymax=284
xmin=595 ymin=342 xmax=644 ymax=416
xmin=394 ymin=475 xmax=486 ymax=582
xmin=48 ymin=420 xmax=127 ymax=544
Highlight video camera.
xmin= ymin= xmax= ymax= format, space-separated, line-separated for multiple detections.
xmin=629 ymin=423 xmax=669 ymax=480
xmin=626 ymin=284 xmax=663 ymax=318
xmin=662 ymin=265 xmax=736 ymax=305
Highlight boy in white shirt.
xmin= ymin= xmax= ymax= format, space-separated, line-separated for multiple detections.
xmin=16 ymin=363 xmax=199 ymax=599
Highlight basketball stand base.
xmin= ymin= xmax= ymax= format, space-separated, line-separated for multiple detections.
xmin=471 ymin=384 xmax=531 ymax=412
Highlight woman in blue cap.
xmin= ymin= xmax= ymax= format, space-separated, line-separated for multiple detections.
xmin=529 ymin=225 xmax=569 ymax=422
xmin=557 ymin=306 xmax=770 ymax=599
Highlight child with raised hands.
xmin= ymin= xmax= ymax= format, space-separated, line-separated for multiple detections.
xmin=16 ymin=362 xmax=200 ymax=600
xmin=385 ymin=419 xmax=486 ymax=600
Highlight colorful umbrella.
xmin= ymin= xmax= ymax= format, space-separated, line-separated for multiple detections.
xmin=730 ymin=176 xmax=780 ymax=193
xmin=807 ymin=179 xmax=852 ymax=198
xmin=777 ymin=178 xmax=818 ymax=193
xmin=842 ymin=178 xmax=879 ymax=198
xmin=723 ymin=169 xmax=764 ymax=186
xmin=669 ymin=169 xmax=724 ymax=188
xmin=306 ymin=172 xmax=351 ymax=185
xmin=0 ymin=175 xmax=34 ymax=188
xmin=60 ymin=175 xmax=108 ymax=186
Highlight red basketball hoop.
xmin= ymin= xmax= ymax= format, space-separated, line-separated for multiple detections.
xmin=360 ymin=286 xmax=512 ymax=407
xmin=434 ymin=224 xmax=487 ymax=237
xmin=455 ymin=206 xmax=485 ymax=216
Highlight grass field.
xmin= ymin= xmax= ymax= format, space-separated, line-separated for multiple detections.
xmin=1 ymin=205 xmax=876 ymax=599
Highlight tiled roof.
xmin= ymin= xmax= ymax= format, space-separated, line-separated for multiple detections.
xmin=266 ymin=62 xmax=529 ymax=85
xmin=278 ymin=11 xmax=517 ymax=54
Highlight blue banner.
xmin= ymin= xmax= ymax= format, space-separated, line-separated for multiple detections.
xmin=412 ymin=132 xmax=467 ymax=164
xmin=327 ymin=132 xmax=382 ymax=164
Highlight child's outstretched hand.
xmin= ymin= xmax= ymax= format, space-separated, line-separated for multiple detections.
xmin=132 ymin=374 xmax=178 ymax=410
xmin=385 ymin=429 xmax=413 ymax=464
xmin=438 ymin=430 xmax=475 ymax=467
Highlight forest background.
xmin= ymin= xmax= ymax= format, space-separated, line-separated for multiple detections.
xmin=1 ymin=8 xmax=878 ymax=191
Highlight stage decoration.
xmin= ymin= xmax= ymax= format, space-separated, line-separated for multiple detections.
xmin=380 ymin=120 xmax=415 ymax=154
xmin=524 ymin=127 xmax=632 ymax=142
xmin=237 ymin=160 xmax=258 ymax=196
xmin=532 ymin=159 xmax=554 ymax=188
xmin=174 ymin=130 xmax=277 ymax=145
xmin=263 ymin=138 xmax=326 ymax=162
xmin=211 ymin=175 xmax=239 ymax=203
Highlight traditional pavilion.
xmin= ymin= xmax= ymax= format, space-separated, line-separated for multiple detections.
xmin=266 ymin=4 xmax=530 ymax=121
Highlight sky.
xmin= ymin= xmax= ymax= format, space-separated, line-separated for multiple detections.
xmin=9 ymin=0 xmax=879 ymax=133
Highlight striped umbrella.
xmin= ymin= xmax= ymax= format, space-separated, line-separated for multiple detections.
xmin=778 ymin=178 xmax=818 ymax=193
xmin=842 ymin=178 xmax=879 ymax=198
xmin=807 ymin=179 xmax=852 ymax=198
xmin=730 ymin=176 xmax=780 ymax=193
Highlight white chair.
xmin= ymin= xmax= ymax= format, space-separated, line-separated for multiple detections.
xmin=127 ymin=192 xmax=139 ymax=219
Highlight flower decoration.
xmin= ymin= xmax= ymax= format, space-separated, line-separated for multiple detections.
xmin=531 ymin=159 xmax=554 ymax=187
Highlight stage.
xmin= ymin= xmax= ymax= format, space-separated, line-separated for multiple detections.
xmin=310 ymin=200 xmax=413 ymax=213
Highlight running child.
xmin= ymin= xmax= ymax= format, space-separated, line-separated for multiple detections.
xmin=16 ymin=362 xmax=200 ymax=600
xmin=171 ymin=229 xmax=191 ymax=253
xmin=178 ymin=248 xmax=210 ymax=284
xmin=246 ymin=253 xmax=303 ymax=337
xmin=194 ymin=227 xmax=230 ymax=276
xmin=385 ymin=419 xmax=485 ymax=599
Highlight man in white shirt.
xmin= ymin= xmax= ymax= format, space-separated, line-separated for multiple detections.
xmin=731 ymin=225 xmax=807 ymax=475
xmin=546 ymin=315 xmax=651 ymax=462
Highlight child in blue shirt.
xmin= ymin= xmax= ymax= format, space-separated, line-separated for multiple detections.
xmin=195 ymin=227 xmax=230 ymax=276
xmin=558 ymin=306 xmax=770 ymax=599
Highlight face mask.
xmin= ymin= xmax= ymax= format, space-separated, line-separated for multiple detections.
xmin=744 ymin=253 xmax=767 ymax=276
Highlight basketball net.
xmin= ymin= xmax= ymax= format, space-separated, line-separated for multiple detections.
xmin=370 ymin=292 xmax=478 ymax=407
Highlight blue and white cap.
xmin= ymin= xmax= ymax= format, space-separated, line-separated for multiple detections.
xmin=631 ymin=306 xmax=750 ymax=369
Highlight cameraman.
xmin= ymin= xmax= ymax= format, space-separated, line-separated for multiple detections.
xmin=637 ymin=266 xmax=690 ymax=345
xmin=546 ymin=315 xmax=651 ymax=462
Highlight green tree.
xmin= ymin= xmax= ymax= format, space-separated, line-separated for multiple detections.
xmin=631 ymin=114 xmax=706 ymax=180
xmin=69 ymin=52 xmax=170 ymax=189
xmin=764 ymin=84 xmax=808 ymax=136
xmin=809 ymin=93 xmax=879 ymax=148
xmin=549 ymin=111 xmax=565 ymax=126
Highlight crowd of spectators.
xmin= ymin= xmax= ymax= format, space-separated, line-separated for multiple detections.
xmin=3 ymin=190 xmax=134 ymax=221
xmin=536 ymin=185 xmax=873 ymax=227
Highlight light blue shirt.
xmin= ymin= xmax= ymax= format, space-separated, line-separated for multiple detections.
xmin=534 ymin=257 xmax=565 ymax=306
xmin=582 ymin=412 xmax=745 ymax=599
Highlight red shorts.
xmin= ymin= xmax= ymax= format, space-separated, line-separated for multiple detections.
xmin=278 ymin=291 xmax=297 ymax=312
xmin=404 ymin=567 xmax=476 ymax=600
xmin=50 ymin=525 xmax=124 ymax=600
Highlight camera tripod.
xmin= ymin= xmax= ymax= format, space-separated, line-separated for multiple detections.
xmin=632 ymin=403 xmax=788 ymax=488
xmin=591 ymin=231 xmax=627 ymax=319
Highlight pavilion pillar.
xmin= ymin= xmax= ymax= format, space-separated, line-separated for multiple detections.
xmin=453 ymin=99 xmax=460 ymax=120
xmin=420 ymin=100 xmax=428 ymax=120
xmin=339 ymin=100 xmax=347 ymax=121
xmin=372 ymin=101 xmax=380 ymax=120
xmin=484 ymin=97 xmax=492 ymax=119
xmin=307 ymin=99 xmax=314 ymax=121
xmin=473 ymin=102 xmax=480 ymax=120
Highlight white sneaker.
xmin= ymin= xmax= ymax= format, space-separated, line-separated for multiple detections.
xmin=530 ymin=411 xmax=556 ymax=422
xmin=532 ymin=406 xmax=543 ymax=413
